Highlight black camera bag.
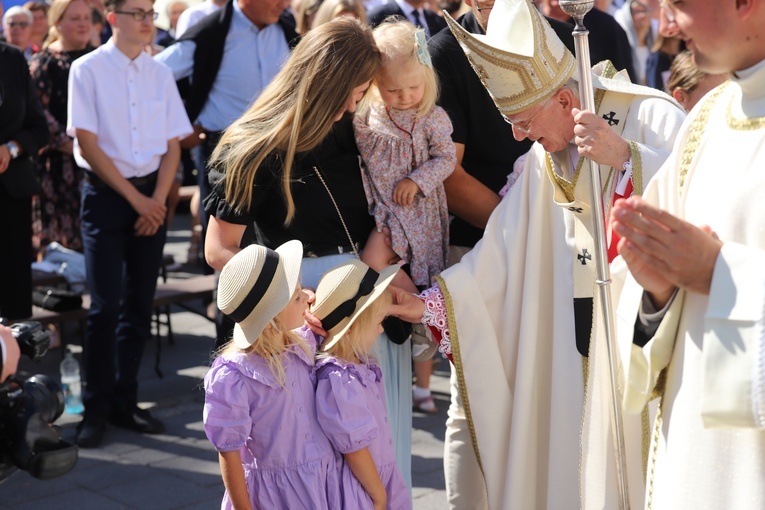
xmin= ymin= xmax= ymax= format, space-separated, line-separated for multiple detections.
xmin=32 ymin=287 xmax=82 ymax=312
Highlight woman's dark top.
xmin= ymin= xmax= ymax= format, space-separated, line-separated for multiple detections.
xmin=204 ymin=114 xmax=375 ymax=255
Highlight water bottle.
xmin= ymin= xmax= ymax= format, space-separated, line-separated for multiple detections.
xmin=60 ymin=349 xmax=84 ymax=415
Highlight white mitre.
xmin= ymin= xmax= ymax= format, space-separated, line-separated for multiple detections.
xmin=444 ymin=0 xmax=575 ymax=116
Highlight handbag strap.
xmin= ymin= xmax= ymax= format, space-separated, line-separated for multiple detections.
xmin=312 ymin=166 xmax=360 ymax=258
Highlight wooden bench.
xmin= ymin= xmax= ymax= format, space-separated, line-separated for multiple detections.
xmin=28 ymin=274 xmax=217 ymax=377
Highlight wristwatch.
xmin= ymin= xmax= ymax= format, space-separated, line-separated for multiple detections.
xmin=6 ymin=142 xmax=19 ymax=160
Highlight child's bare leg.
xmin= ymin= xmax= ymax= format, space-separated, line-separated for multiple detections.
xmin=361 ymin=230 xmax=418 ymax=294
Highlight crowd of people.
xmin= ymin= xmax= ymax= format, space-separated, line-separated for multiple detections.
xmin=1 ymin=0 xmax=763 ymax=507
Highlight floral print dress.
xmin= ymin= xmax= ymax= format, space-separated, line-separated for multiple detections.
xmin=29 ymin=46 xmax=92 ymax=255
xmin=353 ymin=104 xmax=456 ymax=287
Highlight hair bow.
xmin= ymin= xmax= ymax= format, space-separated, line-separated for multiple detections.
xmin=414 ymin=29 xmax=432 ymax=69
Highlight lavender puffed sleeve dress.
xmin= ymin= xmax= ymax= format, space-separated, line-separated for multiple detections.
xmin=315 ymin=357 xmax=411 ymax=510
xmin=203 ymin=329 xmax=341 ymax=510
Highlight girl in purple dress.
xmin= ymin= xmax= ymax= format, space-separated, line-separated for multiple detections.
xmin=203 ymin=240 xmax=341 ymax=510
xmin=311 ymin=259 xmax=412 ymax=510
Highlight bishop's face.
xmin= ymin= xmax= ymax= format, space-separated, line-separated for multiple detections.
xmin=507 ymin=90 xmax=577 ymax=154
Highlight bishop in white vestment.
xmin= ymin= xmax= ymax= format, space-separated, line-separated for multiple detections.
xmin=388 ymin=0 xmax=686 ymax=508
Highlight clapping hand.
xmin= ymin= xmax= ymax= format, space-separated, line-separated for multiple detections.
xmin=612 ymin=196 xmax=722 ymax=308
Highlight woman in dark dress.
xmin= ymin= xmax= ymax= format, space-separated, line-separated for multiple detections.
xmin=29 ymin=0 xmax=92 ymax=255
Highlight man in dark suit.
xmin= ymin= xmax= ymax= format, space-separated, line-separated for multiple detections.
xmin=0 ymin=42 xmax=48 ymax=320
xmin=537 ymin=0 xmax=637 ymax=81
xmin=368 ymin=0 xmax=446 ymax=37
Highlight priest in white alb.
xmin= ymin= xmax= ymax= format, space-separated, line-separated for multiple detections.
xmin=387 ymin=0 xmax=685 ymax=508
xmin=612 ymin=0 xmax=765 ymax=508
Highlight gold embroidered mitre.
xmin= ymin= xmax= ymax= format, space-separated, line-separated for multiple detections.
xmin=445 ymin=0 xmax=575 ymax=116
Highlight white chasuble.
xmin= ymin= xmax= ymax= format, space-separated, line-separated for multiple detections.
xmin=437 ymin=89 xmax=684 ymax=510
xmin=618 ymin=59 xmax=765 ymax=510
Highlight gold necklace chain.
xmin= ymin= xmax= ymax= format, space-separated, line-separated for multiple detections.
xmin=312 ymin=166 xmax=359 ymax=258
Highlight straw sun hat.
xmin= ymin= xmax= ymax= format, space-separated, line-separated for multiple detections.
xmin=312 ymin=259 xmax=399 ymax=351
xmin=217 ymin=240 xmax=303 ymax=349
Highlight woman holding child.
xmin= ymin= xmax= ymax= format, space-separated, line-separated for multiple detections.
xmin=202 ymin=17 xmax=415 ymax=491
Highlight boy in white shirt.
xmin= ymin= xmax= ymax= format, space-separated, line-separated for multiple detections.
xmin=67 ymin=0 xmax=192 ymax=448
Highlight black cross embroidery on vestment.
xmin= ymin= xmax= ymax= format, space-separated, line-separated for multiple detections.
xmin=603 ymin=111 xmax=619 ymax=126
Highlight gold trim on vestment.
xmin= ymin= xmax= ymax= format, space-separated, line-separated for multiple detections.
xmin=679 ymin=83 xmax=730 ymax=191
xmin=545 ymin=152 xmax=585 ymax=202
xmin=641 ymin=405 xmax=650 ymax=481
xmin=645 ymin=369 xmax=668 ymax=510
xmin=628 ymin=140 xmax=643 ymax=196
xmin=578 ymin=354 xmax=590 ymax=509
xmin=726 ymin=95 xmax=765 ymax=130
xmin=435 ymin=275 xmax=485 ymax=477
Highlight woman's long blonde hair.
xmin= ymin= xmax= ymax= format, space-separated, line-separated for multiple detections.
xmin=211 ymin=17 xmax=382 ymax=222
xmin=319 ymin=290 xmax=392 ymax=364
xmin=217 ymin=316 xmax=312 ymax=387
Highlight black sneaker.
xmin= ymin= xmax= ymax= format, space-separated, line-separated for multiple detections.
xmin=108 ymin=406 xmax=165 ymax=435
xmin=75 ymin=413 xmax=107 ymax=449
xmin=382 ymin=316 xmax=412 ymax=345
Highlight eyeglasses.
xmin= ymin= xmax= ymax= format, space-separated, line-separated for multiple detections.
xmin=7 ymin=21 xmax=31 ymax=28
xmin=630 ymin=0 xmax=650 ymax=16
xmin=114 ymin=10 xmax=158 ymax=21
xmin=475 ymin=2 xmax=494 ymax=12
xmin=660 ymin=0 xmax=677 ymax=23
xmin=505 ymin=98 xmax=553 ymax=134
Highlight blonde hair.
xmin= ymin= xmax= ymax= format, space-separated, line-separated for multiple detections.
xmin=666 ymin=50 xmax=711 ymax=96
xmin=44 ymin=0 xmax=90 ymax=48
xmin=211 ymin=18 xmax=381 ymax=221
xmin=217 ymin=315 xmax=312 ymax=387
xmin=363 ymin=20 xmax=439 ymax=118
xmin=295 ymin=0 xmax=323 ymax=34
xmin=320 ymin=290 xmax=392 ymax=364
xmin=312 ymin=0 xmax=365 ymax=29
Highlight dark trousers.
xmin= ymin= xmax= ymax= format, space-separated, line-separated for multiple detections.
xmin=80 ymin=177 xmax=166 ymax=416
xmin=191 ymin=132 xmax=221 ymax=276
xmin=0 ymin=190 xmax=33 ymax=320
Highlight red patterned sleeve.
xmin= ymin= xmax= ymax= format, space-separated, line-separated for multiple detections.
xmin=419 ymin=283 xmax=453 ymax=363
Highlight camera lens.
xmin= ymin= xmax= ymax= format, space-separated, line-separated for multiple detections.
xmin=22 ymin=375 xmax=65 ymax=423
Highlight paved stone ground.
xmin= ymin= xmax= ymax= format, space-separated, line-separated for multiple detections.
xmin=0 ymin=212 xmax=450 ymax=509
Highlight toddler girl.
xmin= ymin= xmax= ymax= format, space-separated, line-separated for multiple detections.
xmin=354 ymin=21 xmax=456 ymax=295
xmin=203 ymin=240 xmax=341 ymax=510
xmin=312 ymin=259 xmax=412 ymax=510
